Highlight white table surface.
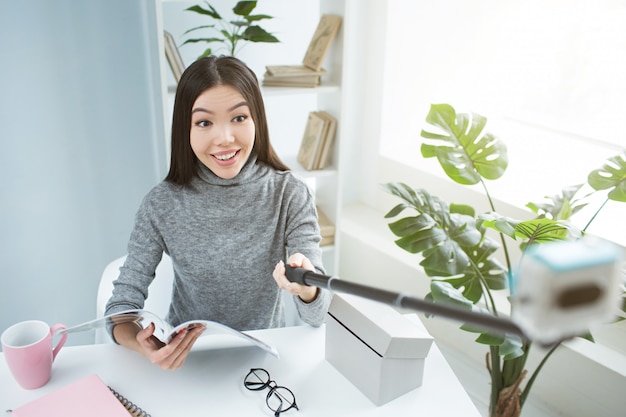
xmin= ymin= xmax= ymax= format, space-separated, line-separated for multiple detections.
xmin=1 ymin=317 xmax=481 ymax=416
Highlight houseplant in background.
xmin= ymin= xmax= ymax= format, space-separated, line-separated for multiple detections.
xmin=382 ymin=103 xmax=626 ymax=417
xmin=181 ymin=0 xmax=279 ymax=58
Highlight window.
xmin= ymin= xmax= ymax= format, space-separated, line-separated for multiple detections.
xmin=379 ymin=0 xmax=626 ymax=246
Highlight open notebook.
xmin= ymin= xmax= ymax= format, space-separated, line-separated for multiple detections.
xmin=8 ymin=374 xmax=149 ymax=417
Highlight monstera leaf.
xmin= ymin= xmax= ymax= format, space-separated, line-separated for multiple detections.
xmin=587 ymin=152 xmax=626 ymax=202
xmin=383 ymin=182 xmax=481 ymax=277
xmin=420 ymin=103 xmax=508 ymax=185
xmin=442 ymin=235 xmax=508 ymax=303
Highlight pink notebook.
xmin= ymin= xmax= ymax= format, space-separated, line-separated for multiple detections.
xmin=9 ymin=374 xmax=142 ymax=417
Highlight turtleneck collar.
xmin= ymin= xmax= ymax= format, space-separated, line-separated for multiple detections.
xmin=194 ymin=153 xmax=267 ymax=186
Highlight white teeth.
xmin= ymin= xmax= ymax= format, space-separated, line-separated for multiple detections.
xmin=215 ymin=151 xmax=237 ymax=161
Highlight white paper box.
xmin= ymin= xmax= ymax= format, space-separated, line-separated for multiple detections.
xmin=325 ymin=293 xmax=434 ymax=405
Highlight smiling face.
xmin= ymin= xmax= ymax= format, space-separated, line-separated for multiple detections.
xmin=189 ymin=84 xmax=256 ymax=179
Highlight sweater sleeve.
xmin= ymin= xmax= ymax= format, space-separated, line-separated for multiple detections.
xmin=283 ymin=175 xmax=332 ymax=327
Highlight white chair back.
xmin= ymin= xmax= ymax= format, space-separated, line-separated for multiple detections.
xmin=95 ymin=254 xmax=174 ymax=343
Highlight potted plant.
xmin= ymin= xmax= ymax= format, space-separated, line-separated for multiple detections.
xmin=181 ymin=1 xmax=279 ymax=58
xmin=382 ymin=103 xmax=626 ymax=417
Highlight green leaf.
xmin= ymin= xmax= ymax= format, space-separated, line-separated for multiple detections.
xmin=186 ymin=4 xmax=221 ymax=19
xmin=198 ymin=47 xmax=213 ymax=58
xmin=474 ymin=332 xmax=524 ymax=361
xmin=182 ymin=25 xmax=216 ymax=36
xmin=430 ymin=281 xmax=474 ymax=310
xmin=382 ymin=182 xmax=423 ymax=208
xmin=526 ymin=184 xmax=586 ymax=221
xmin=514 ymin=218 xmax=569 ymax=246
xmin=246 ymin=14 xmax=273 ymax=22
xmin=448 ymin=236 xmax=508 ymax=296
xmin=578 ymin=332 xmax=595 ymax=343
xmin=450 ymin=203 xmax=475 ymax=217
xmin=587 ymin=152 xmax=626 ymax=202
xmin=230 ymin=20 xmax=251 ymax=28
xmin=498 ymin=335 xmax=525 ymax=360
xmin=243 ymin=25 xmax=280 ymax=43
xmin=388 ymin=215 xmax=446 ymax=252
xmin=383 ymin=183 xmax=483 ymax=276
xmin=233 ymin=1 xmax=257 ymax=17
xmin=478 ymin=212 xmax=519 ymax=239
xmin=475 ymin=332 xmax=504 ymax=345
xmin=418 ymin=243 xmax=470 ymax=276
xmin=180 ymin=37 xmax=224 ymax=46
xmin=384 ymin=203 xmax=409 ymax=219
xmin=463 ymin=318 xmax=524 ymax=359
xmin=420 ymin=103 xmax=508 ymax=185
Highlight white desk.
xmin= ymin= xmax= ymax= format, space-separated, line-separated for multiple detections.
xmin=1 ymin=318 xmax=481 ymax=416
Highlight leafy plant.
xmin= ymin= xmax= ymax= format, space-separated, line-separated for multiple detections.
xmin=383 ymin=103 xmax=626 ymax=417
xmin=181 ymin=1 xmax=279 ymax=58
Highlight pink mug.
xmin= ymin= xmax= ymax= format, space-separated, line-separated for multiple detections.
xmin=1 ymin=320 xmax=68 ymax=389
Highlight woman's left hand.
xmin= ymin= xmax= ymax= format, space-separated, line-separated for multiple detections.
xmin=273 ymin=253 xmax=319 ymax=303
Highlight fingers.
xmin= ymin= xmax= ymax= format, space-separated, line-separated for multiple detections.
xmin=272 ymin=260 xmax=296 ymax=293
xmin=285 ymin=253 xmax=314 ymax=271
xmin=273 ymin=254 xmax=319 ymax=303
xmin=138 ymin=323 xmax=204 ymax=370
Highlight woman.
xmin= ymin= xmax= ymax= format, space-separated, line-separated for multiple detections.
xmin=105 ymin=56 xmax=330 ymax=370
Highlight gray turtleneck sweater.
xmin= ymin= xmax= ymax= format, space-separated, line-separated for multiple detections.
xmin=105 ymin=156 xmax=331 ymax=331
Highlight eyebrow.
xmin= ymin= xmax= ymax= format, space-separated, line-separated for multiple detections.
xmin=191 ymin=101 xmax=249 ymax=115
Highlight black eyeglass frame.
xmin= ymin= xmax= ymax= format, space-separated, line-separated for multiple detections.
xmin=244 ymin=368 xmax=299 ymax=416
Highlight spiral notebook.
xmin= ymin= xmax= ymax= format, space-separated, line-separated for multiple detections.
xmin=8 ymin=374 xmax=150 ymax=417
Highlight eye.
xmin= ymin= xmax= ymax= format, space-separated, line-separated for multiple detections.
xmin=195 ymin=120 xmax=212 ymax=128
xmin=233 ymin=115 xmax=248 ymax=123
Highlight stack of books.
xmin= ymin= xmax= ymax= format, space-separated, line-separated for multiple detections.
xmin=316 ymin=206 xmax=335 ymax=247
xmin=263 ymin=14 xmax=342 ymax=88
xmin=263 ymin=65 xmax=326 ymax=88
xmin=296 ymin=111 xmax=337 ymax=171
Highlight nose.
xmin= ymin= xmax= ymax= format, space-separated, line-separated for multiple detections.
xmin=214 ymin=124 xmax=235 ymax=146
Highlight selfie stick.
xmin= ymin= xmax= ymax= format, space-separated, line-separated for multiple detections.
xmin=285 ymin=265 xmax=525 ymax=338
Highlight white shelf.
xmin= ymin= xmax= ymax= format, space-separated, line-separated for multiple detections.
xmin=261 ymin=84 xmax=341 ymax=96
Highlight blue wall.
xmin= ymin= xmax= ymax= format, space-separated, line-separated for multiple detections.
xmin=0 ymin=0 xmax=166 ymax=345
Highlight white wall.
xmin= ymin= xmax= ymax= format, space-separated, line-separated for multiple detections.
xmin=0 ymin=0 xmax=166 ymax=345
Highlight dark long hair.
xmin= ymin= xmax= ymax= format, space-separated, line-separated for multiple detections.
xmin=165 ymin=56 xmax=288 ymax=185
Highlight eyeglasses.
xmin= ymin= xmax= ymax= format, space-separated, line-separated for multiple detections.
xmin=244 ymin=368 xmax=299 ymax=416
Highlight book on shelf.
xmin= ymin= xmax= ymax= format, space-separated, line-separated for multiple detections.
xmin=265 ymin=65 xmax=327 ymax=77
xmin=7 ymin=374 xmax=150 ymax=417
xmin=164 ymin=30 xmax=184 ymax=83
xmin=312 ymin=110 xmax=337 ymax=170
xmin=316 ymin=206 xmax=335 ymax=247
xmin=262 ymin=74 xmax=321 ymax=88
xmin=297 ymin=112 xmax=327 ymax=170
xmin=60 ymin=309 xmax=278 ymax=358
xmin=263 ymin=65 xmax=326 ymax=87
xmin=296 ymin=111 xmax=338 ymax=171
xmin=302 ymin=14 xmax=343 ymax=72
xmin=262 ymin=14 xmax=342 ymax=87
